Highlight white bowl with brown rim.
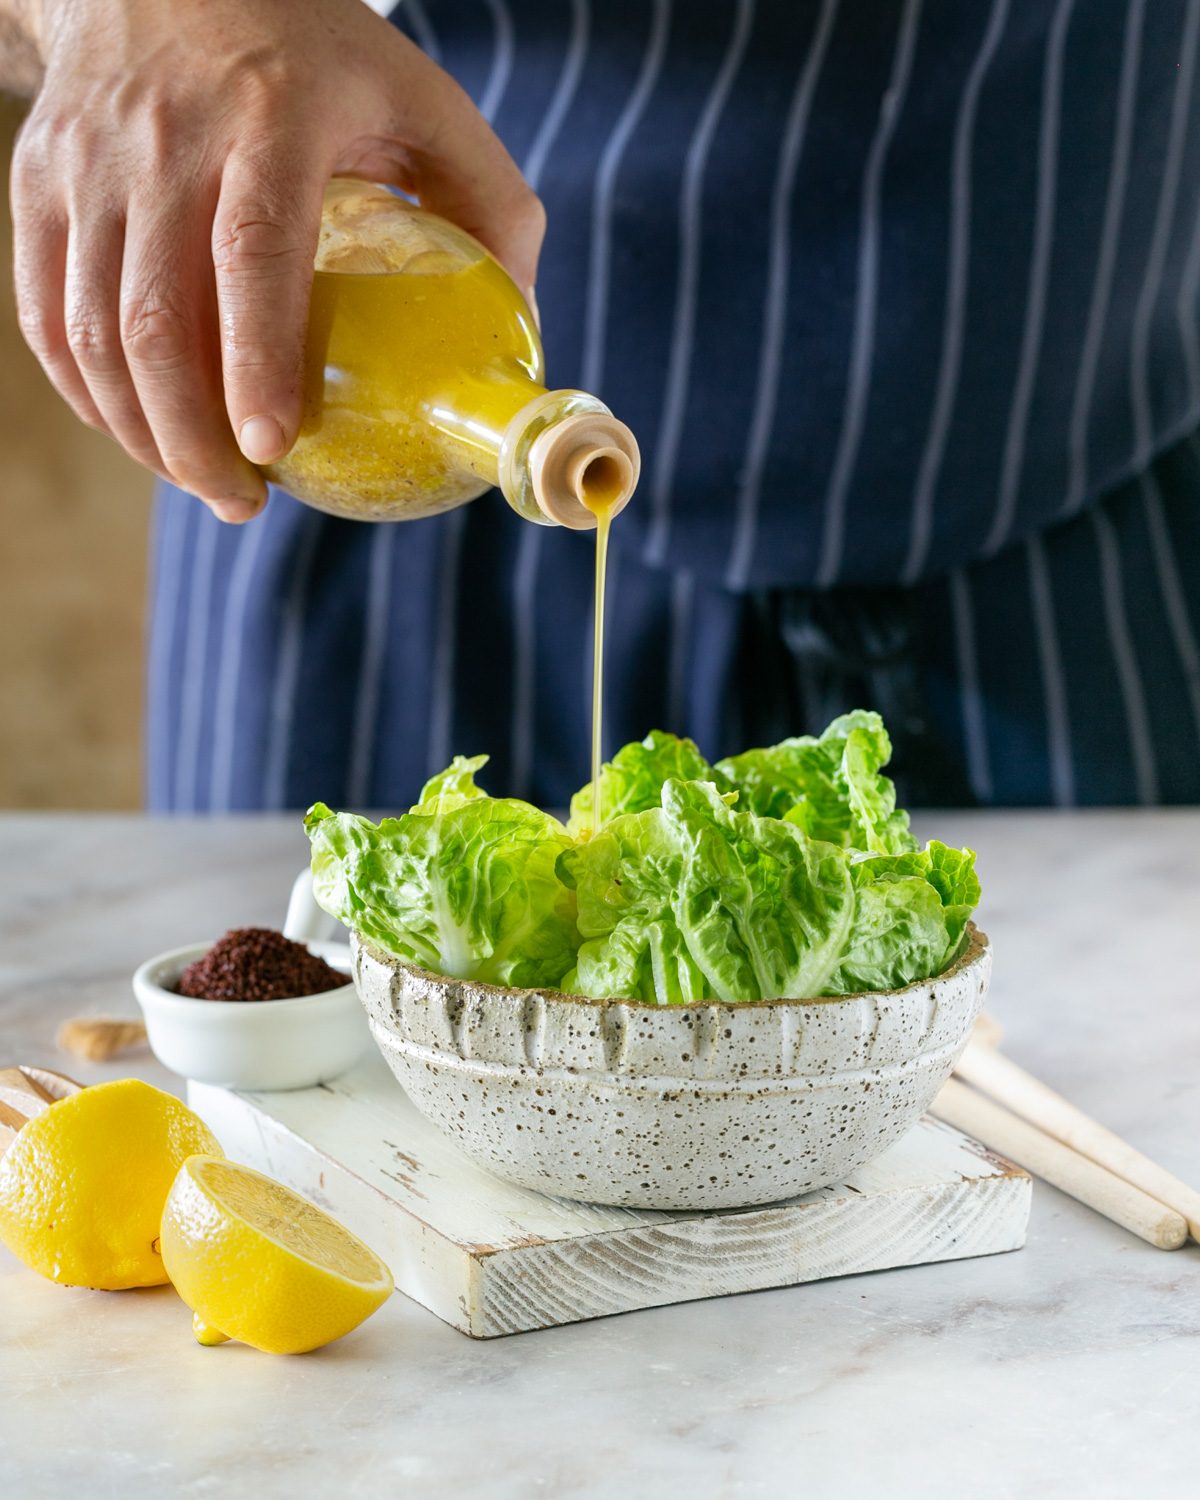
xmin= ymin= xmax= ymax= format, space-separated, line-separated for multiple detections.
xmin=351 ymin=924 xmax=991 ymax=1210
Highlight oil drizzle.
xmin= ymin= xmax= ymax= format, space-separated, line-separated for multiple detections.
xmin=589 ymin=507 xmax=612 ymax=832
xmin=579 ymin=453 xmax=630 ymax=833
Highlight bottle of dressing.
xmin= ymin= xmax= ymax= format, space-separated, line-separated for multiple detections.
xmin=263 ymin=178 xmax=640 ymax=533
xmin=264 ymin=178 xmax=635 ymax=831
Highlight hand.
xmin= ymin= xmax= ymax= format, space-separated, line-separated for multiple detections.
xmin=10 ymin=0 xmax=544 ymax=520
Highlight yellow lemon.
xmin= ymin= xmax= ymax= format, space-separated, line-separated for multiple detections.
xmin=0 ymin=1078 xmax=222 ymax=1289
xmin=160 ymin=1156 xmax=393 ymax=1354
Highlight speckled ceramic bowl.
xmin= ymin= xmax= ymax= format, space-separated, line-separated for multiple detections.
xmin=352 ymin=925 xmax=990 ymax=1211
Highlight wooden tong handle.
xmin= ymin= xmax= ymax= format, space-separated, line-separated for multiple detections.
xmin=0 ymin=1066 xmax=84 ymax=1154
xmin=933 ymin=1077 xmax=1187 ymax=1250
xmin=955 ymin=1039 xmax=1200 ymax=1241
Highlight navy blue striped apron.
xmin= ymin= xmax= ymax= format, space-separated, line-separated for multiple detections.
xmin=149 ymin=0 xmax=1200 ymax=812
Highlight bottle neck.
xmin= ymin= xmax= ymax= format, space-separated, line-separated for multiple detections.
xmin=426 ymin=377 xmax=640 ymax=528
xmin=498 ymin=391 xmax=641 ymax=529
xmin=422 ymin=369 xmax=547 ymax=491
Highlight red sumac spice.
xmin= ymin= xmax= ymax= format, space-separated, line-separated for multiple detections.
xmin=178 ymin=928 xmax=344 ymax=1002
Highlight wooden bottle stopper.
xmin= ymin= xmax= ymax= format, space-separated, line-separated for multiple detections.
xmin=528 ymin=413 xmax=640 ymax=529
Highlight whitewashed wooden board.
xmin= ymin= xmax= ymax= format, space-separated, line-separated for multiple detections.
xmin=189 ymin=1052 xmax=1031 ymax=1339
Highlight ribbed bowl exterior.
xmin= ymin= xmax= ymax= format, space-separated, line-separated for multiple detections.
xmin=352 ymin=927 xmax=990 ymax=1211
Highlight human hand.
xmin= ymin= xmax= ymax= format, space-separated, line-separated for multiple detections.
xmin=9 ymin=0 xmax=544 ymax=519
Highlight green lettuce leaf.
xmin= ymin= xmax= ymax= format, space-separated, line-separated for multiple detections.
xmin=567 ymin=730 xmax=727 ymax=836
xmin=716 ymin=710 xmax=914 ymax=853
xmin=567 ymin=781 xmax=977 ymax=1004
xmin=570 ymin=779 xmax=856 ymax=1003
xmin=826 ymin=842 xmax=980 ymax=994
xmin=564 ymin=791 xmax=712 ymax=1003
xmin=305 ymin=790 xmax=579 ymax=990
xmin=413 ymin=753 xmax=489 ymax=811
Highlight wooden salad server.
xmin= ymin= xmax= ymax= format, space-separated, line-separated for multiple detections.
xmin=943 ymin=1010 xmax=1196 ymax=1249
xmin=0 ymin=1067 xmax=84 ymax=1156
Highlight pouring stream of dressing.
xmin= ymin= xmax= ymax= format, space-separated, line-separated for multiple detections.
xmin=579 ymin=453 xmax=629 ymax=834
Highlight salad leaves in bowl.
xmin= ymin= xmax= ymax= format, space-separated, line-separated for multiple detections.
xmin=306 ymin=711 xmax=979 ymax=1005
xmin=305 ymin=712 xmax=990 ymax=1209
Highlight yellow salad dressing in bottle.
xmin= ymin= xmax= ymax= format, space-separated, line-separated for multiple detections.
xmin=264 ymin=179 xmax=640 ymax=538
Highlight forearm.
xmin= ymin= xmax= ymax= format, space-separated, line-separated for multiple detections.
xmin=0 ymin=1 xmax=44 ymax=95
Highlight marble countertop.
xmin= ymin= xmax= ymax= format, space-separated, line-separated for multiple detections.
xmin=1 ymin=810 xmax=1197 ymax=1498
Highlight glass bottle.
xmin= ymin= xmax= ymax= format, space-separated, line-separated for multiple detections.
xmin=263 ymin=179 xmax=640 ymax=529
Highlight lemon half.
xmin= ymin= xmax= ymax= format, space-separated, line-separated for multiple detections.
xmin=160 ymin=1156 xmax=393 ymax=1354
xmin=0 ymin=1078 xmax=222 ymax=1289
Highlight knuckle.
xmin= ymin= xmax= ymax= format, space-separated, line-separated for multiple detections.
xmin=235 ymin=54 xmax=315 ymax=108
xmin=10 ymin=136 xmax=47 ymax=202
xmin=219 ymin=334 xmax=296 ymax=383
xmin=13 ymin=102 xmax=61 ymax=160
xmin=120 ymin=296 xmax=194 ymax=372
xmin=64 ymin=305 xmax=123 ymax=374
xmin=28 ymin=111 xmax=97 ymax=175
xmin=136 ymin=101 xmax=180 ymax=171
xmin=16 ymin=299 xmax=65 ymax=362
xmin=213 ymin=207 xmax=306 ymax=275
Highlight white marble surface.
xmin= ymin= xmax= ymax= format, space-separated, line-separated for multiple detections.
xmin=1 ymin=810 xmax=1198 ymax=1498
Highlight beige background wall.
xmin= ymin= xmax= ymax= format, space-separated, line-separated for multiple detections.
xmin=0 ymin=96 xmax=152 ymax=809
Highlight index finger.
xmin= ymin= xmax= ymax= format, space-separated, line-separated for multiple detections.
xmin=212 ymin=142 xmax=327 ymax=466
xmin=122 ymin=190 xmax=268 ymax=517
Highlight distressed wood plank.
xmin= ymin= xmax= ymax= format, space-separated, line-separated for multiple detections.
xmin=189 ymin=1053 xmax=1031 ymax=1338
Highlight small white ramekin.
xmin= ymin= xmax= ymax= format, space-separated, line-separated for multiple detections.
xmin=132 ymin=939 xmax=369 ymax=1091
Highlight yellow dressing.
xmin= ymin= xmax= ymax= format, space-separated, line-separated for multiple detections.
xmin=267 ymin=222 xmax=545 ymax=520
xmin=582 ymin=476 xmax=625 ymax=835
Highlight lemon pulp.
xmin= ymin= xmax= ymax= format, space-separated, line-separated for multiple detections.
xmin=161 ymin=1155 xmax=393 ymax=1355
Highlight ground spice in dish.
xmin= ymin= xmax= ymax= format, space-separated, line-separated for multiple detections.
xmin=178 ymin=928 xmax=344 ymax=1002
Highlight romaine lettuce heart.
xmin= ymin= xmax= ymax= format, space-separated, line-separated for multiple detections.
xmin=567 ymin=730 xmax=727 ymax=837
xmin=716 ymin=710 xmax=915 ymax=854
xmin=828 ymin=841 xmax=980 ymax=993
xmin=305 ymin=793 xmax=579 ymax=990
xmin=569 ymin=779 xmax=856 ymax=1003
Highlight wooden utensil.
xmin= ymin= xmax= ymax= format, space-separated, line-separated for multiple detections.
xmin=56 ymin=1017 xmax=148 ymax=1062
xmin=0 ymin=1066 xmax=84 ymax=1154
xmin=932 ymin=1077 xmax=1187 ymax=1250
xmin=972 ymin=1011 xmax=1003 ymax=1048
xmin=954 ymin=1038 xmax=1200 ymax=1242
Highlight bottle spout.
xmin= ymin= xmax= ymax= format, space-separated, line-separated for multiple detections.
xmin=527 ymin=412 xmax=641 ymax=529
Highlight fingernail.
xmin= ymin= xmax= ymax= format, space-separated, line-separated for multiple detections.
xmin=238 ymin=414 xmax=287 ymax=465
xmin=524 ymin=285 xmax=541 ymax=332
xmin=211 ymin=498 xmax=262 ymax=525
